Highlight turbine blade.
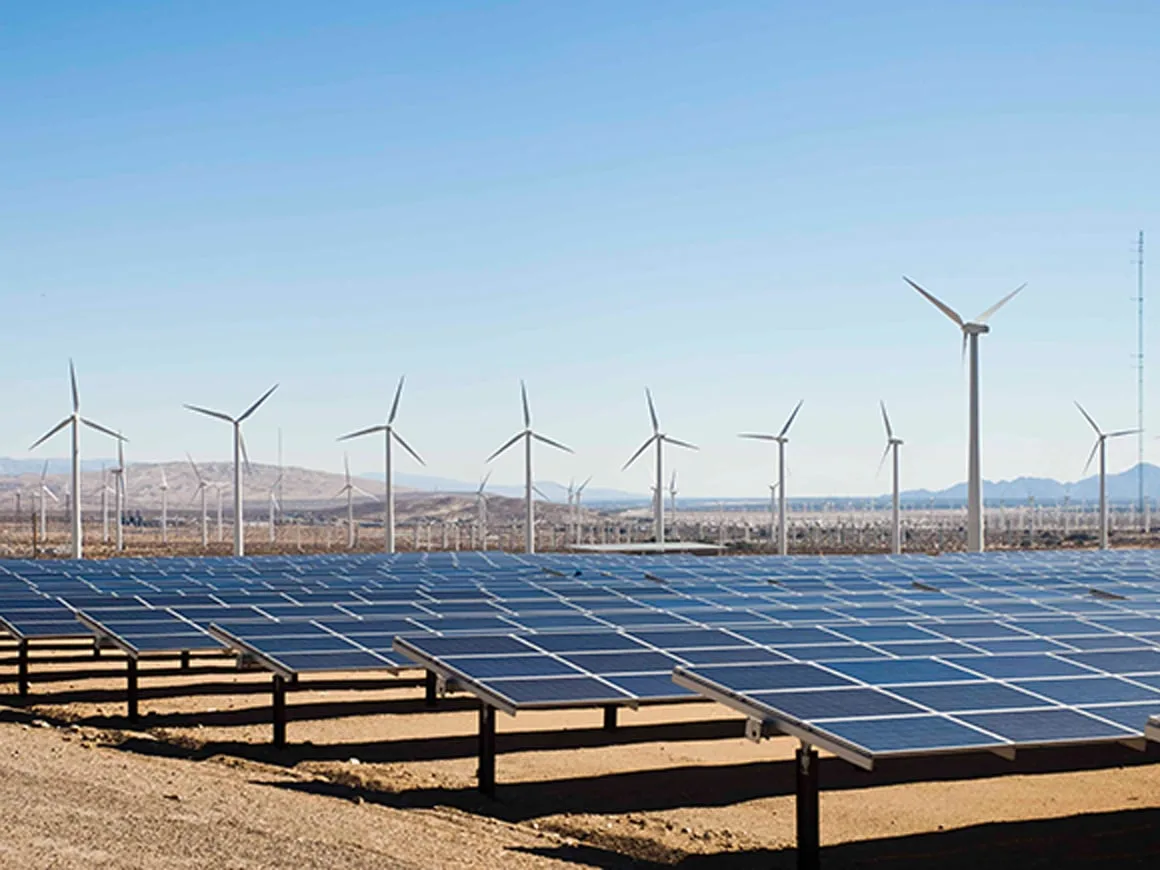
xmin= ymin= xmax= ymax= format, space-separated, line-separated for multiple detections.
xmin=622 ymin=435 xmax=656 ymax=471
xmin=663 ymin=435 xmax=698 ymax=451
xmin=738 ymin=433 xmax=777 ymax=441
xmin=338 ymin=424 xmax=387 ymax=441
xmin=487 ymin=432 xmax=524 ymax=463
xmin=880 ymin=400 xmax=893 ymax=441
xmin=532 ymin=485 xmax=550 ymax=500
xmin=44 ymin=487 xmax=59 ymax=502
xmin=344 ymin=453 xmax=351 ymax=484
xmin=975 ymin=283 xmax=1026 ymax=324
xmin=185 ymin=404 xmax=233 ymax=423
xmin=40 ymin=460 xmax=48 ymax=481
xmin=354 ymin=486 xmax=379 ymax=501
xmin=1107 ymin=428 xmax=1142 ymax=438
xmin=80 ymin=417 xmax=125 ymax=441
xmin=388 ymin=375 xmax=405 ymax=425
xmin=1074 ymin=401 xmax=1101 ymax=435
xmin=521 ymin=380 xmax=530 ymax=428
xmin=646 ymin=388 xmax=659 ymax=433
xmin=239 ymin=429 xmax=252 ymax=474
xmin=876 ymin=442 xmax=891 ymax=477
xmin=238 ymin=384 xmax=279 ymax=422
xmin=69 ymin=359 xmax=79 ymax=413
xmin=477 ymin=470 xmax=492 ymax=493
xmin=533 ymin=432 xmax=573 ymax=453
xmin=1082 ymin=439 xmax=1101 ymax=475
xmin=778 ymin=400 xmax=804 ymax=438
xmin=29 ymin=417 xmax=71 ymax=451
xmin=904 ymin=277 xmax=964 ymax=327
xmin=392 ymin=430 xmax=426 ymax=465
xmin=186 ymin=452 xmax=203 ymax=482
xmin=577 ymin=475 xmax=592 ymax=493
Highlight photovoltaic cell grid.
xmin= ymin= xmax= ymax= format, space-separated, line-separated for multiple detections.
xmin=7 ymin=549 xmax=1160 ymax=756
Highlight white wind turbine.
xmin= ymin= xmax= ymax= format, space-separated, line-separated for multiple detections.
xmin=1076 ymin=402 xmax=1138 ymax=551
xmin=739 ymin=400 xmax=803 ymax=556
xmin=187 ymin=454 xmax=210 ymax=547
xmin=488 ymin=381 xmax=573 ymax=554
xmin=29 ymin=361 xmax=125 ymax=559
xmin=573 ymin=476 xmax=592 ymax=546
xmin=267 ymin=472 xmax=282 ymax=544
xmin=335 ymin=454 xmax=377 ymax=549
xmin=113 ymin=438 xmax=126 ymax=552
xmin=338 ymin=376 xmax=424 ymax=554
xmin=159 ymin=467 xmax=170 ymax=544
xmin=878 ymin=401 xmax=904 ymax=555
xmin=35 ymin=461 xmax=57 ymax=544
xmin=623 ymin=389 xmax=697 ymax=547
xmin=905 ymin=277 xmax=1025 ymax=553
xmin=185 ymin=384 xmax=278 ymax=557
xmin=99 ymin=466 xmax=114 ymax=543
xmin=475 ymin=471 xmax=492 ymax=550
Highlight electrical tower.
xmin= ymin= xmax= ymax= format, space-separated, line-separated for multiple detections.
xmin=1137 ymin=231 xmax=1146 ymax=531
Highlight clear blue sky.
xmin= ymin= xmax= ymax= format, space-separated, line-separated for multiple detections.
xmin=3 ymin=1 xmax=1158 ymax=497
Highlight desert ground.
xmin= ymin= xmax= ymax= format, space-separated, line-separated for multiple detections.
xmin=4 ymin=640 xmax=1160 ymax=868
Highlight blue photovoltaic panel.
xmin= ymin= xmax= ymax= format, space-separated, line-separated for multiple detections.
xmin=561 ymin=651 xmax=680 ymax=674
xmin=888 ymin=681 xmax=1053 ymax=713
xmin=670 ymin=647 xmax=789 ymax=665
xmin=1062 ymin=650 xmax=1160 ymax=674
xmin=820 ymin=715 xmax=1006 ymax=754
xmin=1011 ymin=677 xmax=1160 ymax=705
xmin=1076 ymin=702 xmax=1160 ymax=731
xmin=525 ymin=632 xmax=647 ymax=653
xmin=442 ymin=654 xmax=584 ymax=679
xmin=481 ymin=676 xmax=632 ymax=706
xmin=827 ymin=658 xmax=978 ymax=686
xmin=689 ymin=662 xmax=857 ymax=692
xmin=946 ymin=655 xmax=1094 ymax=679
xmin=746 ymin=687 xmax=925 ymax=720
xmin=958 ymin=708 xmax=1135 ymax=743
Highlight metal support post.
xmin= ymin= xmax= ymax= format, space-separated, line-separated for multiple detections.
xmin=796 ymin=743 xmax=820 ymax=870
xmin=126 ymin=657 xmax=139 ymax=721
xmin=603 ymin=704 xmax=618 ymax=731
xmin=180 ymin=651 xmax=191 ymax=671
xmin=272 ymin=675 xmax=287 ymax=748
xmin=424 ymin=670 xmax=437 ymax=708
xmin=17 ymin=639 xmax=29 ymax=697
xmin=477 ymin=703 xmax=496 ymax=797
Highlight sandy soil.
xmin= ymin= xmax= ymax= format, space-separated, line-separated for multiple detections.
xmin=5 ymin=640 xmax=1160 ymax=868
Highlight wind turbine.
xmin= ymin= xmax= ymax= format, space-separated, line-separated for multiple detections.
xmin=113 ymin=438 xmax=126 ymax=552
xmin=475 ymin=471 xmax=491 ymax=550
xmin=35 ymin=461 xmax=57 ymax=544
xmin=878 ymin=401 xmax=905 ymax=555
xmin=335 ymin=454 xmax=377 ymax=549
xmin=159 ymin=467 xmax=170 ymax=544
xmin=29 ymin=361 xmax=125 ymax=559
xmin=187 ymin=454 xmax=210 ymax=547
xmin=623 ymin=389 xmax=697 ymax=546
xmin=739 ymin=400 xmax=803 ymax=556
xmin=338 ymin=376 xmax=424 ymax=554
xmin=267 ymin=472 xmax=282 ymax=544
xmin=1076 ymin=402 xmax=1138 ymax=550
xmin=488 ymin=381 xmax=573 ymax=554
xmin=573 ymin=476 xmax=592 ymax=546
xmin=905 ymin=276 xmax=1025 ymax=552
xmin=99 ymin=466 xmax=114 ymax=543
xmin=184 ymin=384 xmax=278 ymax=556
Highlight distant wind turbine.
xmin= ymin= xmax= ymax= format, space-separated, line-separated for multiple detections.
xmin=335 ymin=454 xmax=377 ymax=549
xmin=476 ymin=471 xmax=491 ymax=550
xmin=878 ymin=401 xmax=904 ymax=555
xmin=187 ymin=454 xmax=210 ymax=547
xmin=573 ymin=476 xmax=592 ymax=546
xmin=159 ymin=467 xmax=170 ymax=544
xmin=739 ymin=400 xmax=803 ymax=556
xmin=338 ymin=376 xmax=424 ymax=554
xmin=184 ymin=384 xmax=278 ymax=556
xmin=623 ymin=389 xmax=697 ymax=546
xmin=488 ymin=381 xmax=573 ymax=554
xmin=35 ymin=461 xmax=57 ymax=544
xmin=1076 ymin=401 xmax=1138 ymax=550
xmin=905 ymin=276 xmax=1025 ymax=552
xmin=29 ymin=361 xmax=125 ymax=559
xmin=267 ymin=472 xmax=282 ymax=544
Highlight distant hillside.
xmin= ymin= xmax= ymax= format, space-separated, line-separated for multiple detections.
xmin=900 ymin=462 xmax=1160 ymax=505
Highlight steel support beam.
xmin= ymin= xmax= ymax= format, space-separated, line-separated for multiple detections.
xmin=603 ymin=704 xmax=618 ymax=731
xmin=424 ymin=670 xmax=437 ymax=708
xmin=17 ymin=639 xmax=29 ymax=698
xmin=272 ymin=674 xmax=287 ymax=748
xmin=796 ymin=743 xmax=820 ymax=870
xmin=477 ymin=703 xmax=496 ymax=797
xmin=126 ymin=657 xmax=139 ymax=721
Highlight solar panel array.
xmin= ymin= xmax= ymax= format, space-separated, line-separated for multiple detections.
xmin=6 ymin=549 xmax=1160 ymax=763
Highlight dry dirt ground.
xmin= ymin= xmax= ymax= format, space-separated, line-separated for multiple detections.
xmin=4 ymin=641 xmax=1160 ymax=868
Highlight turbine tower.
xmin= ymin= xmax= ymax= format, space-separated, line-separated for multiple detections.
xmin=1076 ymin=402 xmax=1138 ymax=550
xmin=623 ymin=389 xmax=697 ymax=547
xmin=878 ymin=401 xmax=904 ymax=555
xmin=573 ymin=476 xmax=592 ymax=546
xmin=35 ymin=462 xmax=57 ymax=544
xmin=476 ymin=471 xmax=491 ymax=550
xmin=739 ymin=400 xmax=803 ymax=556
xmin=184 ymin=384 xmax=278 ymax=557
xmin=488 ymin=381 xmax=573 ymax=554
xmin=338 ymin=376 xmax=424 ymax=554
xmin=905 ymin=277 xmax=1025 ymax=552
xmin=29 ymin=361 xmax=125 ymax=559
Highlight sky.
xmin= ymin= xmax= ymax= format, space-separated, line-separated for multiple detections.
xmin=2 ymin=1 xmax=1159 ymax=498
